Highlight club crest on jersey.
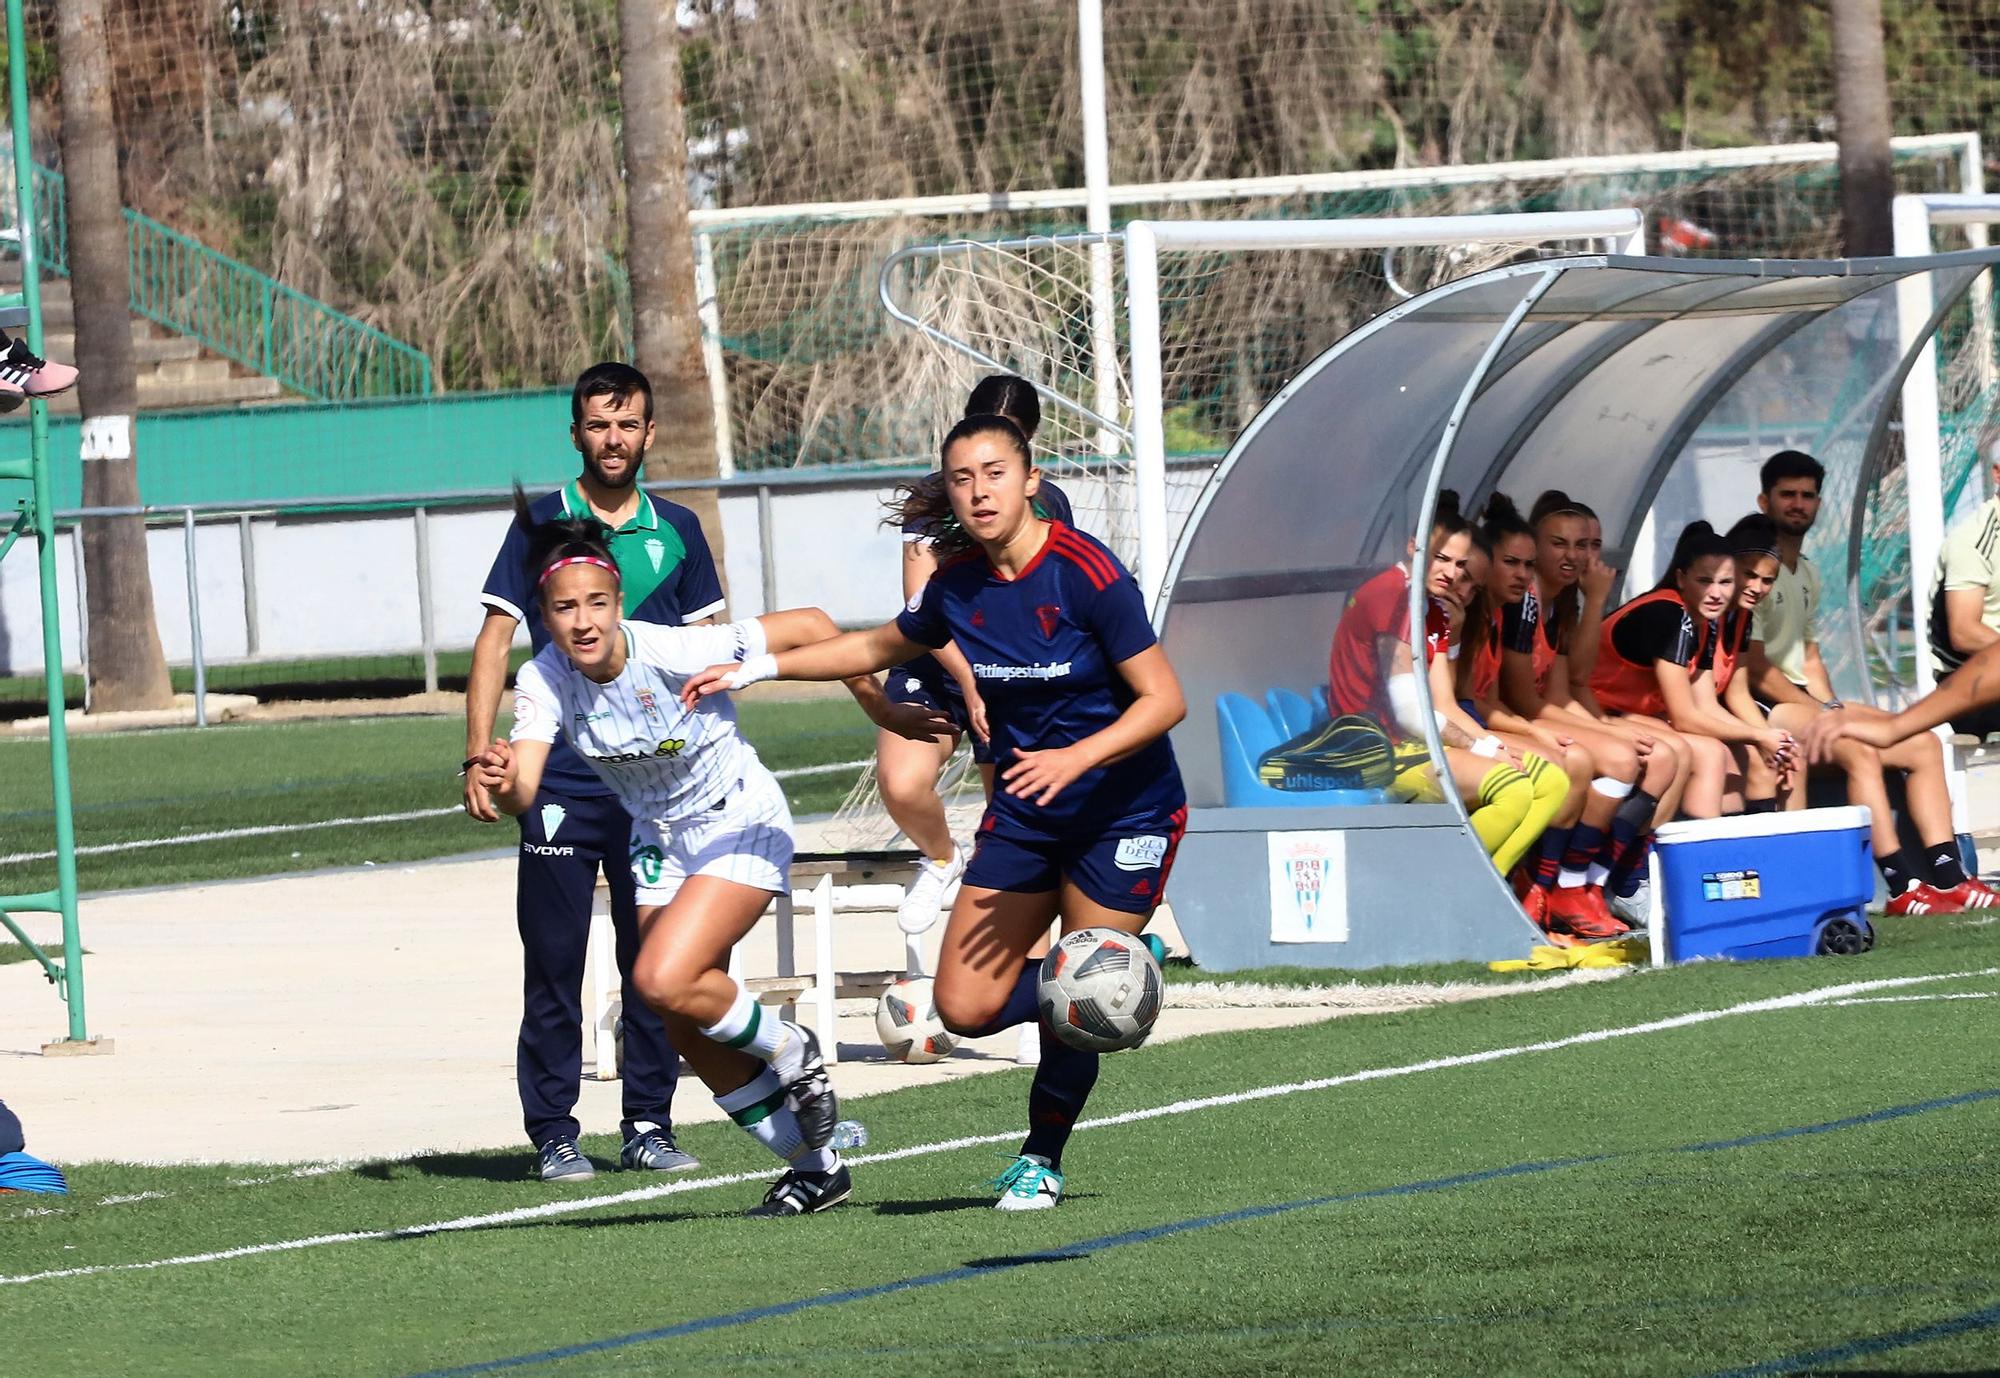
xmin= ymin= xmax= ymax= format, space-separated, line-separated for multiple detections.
xmin=970 ymin=606 xmax=986 ymax=628
xmin=646 ymin=538 xmax=665 ymax=572
xmin=636 ymin=688 xmax=662 ymax=722
xmin=1035 ymin=604 xmax=1062 ymax=638
xmin=1114 ymin=835 xmax=1168 ymax=871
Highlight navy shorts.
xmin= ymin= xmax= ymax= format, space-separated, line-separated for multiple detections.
xmin=964 ymin=806 xmax=1188 ymax=915
xmin=887 ymin=663 xmax=993 ymax=765
xmin=1457 ymin=698 xmax=1488 ymax=728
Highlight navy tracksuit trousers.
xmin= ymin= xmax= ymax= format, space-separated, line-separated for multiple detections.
xmin=515 ymin=788 xmax=680 ymax=1147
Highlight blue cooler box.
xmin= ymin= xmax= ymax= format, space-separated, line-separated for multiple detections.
xmin=1652 ymin=805 xmax=1875 ymax=962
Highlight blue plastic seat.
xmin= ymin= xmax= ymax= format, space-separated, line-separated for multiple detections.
xmin=1266 ymin=686 xmax=1317 ymax=738
xmin=1217 ymin=692 xmax=1385 ymax=808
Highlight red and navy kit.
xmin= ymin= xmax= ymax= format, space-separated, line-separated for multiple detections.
xmin=895 ymin=520 xmax=1184 ymax=913
xmin=891 ymin=478 xmax=1075 ymax=765
xmin=1326 ymin=565 xmax=1452 ymax=726
xmin=1711 ymin=609 xmax=1748 ymax=695
xmin=1467 ymin=605 xmax=1504 ymax=702
xmin=1501 ymin=583 xmax=1563 ymax=692
xmin=1592 ymin=589 xmax=1710 ymax=717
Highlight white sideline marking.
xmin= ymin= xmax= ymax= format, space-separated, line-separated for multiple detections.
xmin=1826 ymin=991 xmax=1998 ymax=1007
xmin=0 ymin=759 xmax=872 ymax=865
xmin=1 ymin=964 xmax=1988 ymax=1289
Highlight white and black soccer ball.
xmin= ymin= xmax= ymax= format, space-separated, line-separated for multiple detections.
xmin=874 ymin=976 xmax=960 ymax=1065
xmin=1037 ymin=927 xmax=1165 ymax=1053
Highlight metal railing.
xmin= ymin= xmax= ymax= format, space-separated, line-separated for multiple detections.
xmin=22 ymin=163 xmax=433 ymax=401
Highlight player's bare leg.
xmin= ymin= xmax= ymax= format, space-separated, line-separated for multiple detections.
xmin=883 ymin=728 xmax=965 ymax=932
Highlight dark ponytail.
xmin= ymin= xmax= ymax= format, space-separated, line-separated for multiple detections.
xmin=883 ymin=414 xmax=1034 ymax=560
xmin=964 ymin=374 xmax=1041 ymax=440
xmin=1724 ymin=513 xmax=1780 ymax=564
xmin=515 ymin=483 xmax=618 ymax=597
xmin=1479 ymin=491 xmax=1532 ymax=545
xmin=1654 ymin=520 xmax=1731 ymax=593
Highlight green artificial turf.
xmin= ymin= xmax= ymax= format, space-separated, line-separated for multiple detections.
xmin=0 ymin=702 xmax=876 ymax=896
xmin=2 ymin=916 xmax=1994 ymax=1376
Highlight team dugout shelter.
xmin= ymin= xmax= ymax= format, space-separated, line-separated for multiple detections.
xmin=1156 ymin=250 xmax=2000 ymax=971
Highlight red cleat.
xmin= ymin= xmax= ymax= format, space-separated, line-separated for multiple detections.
xmin=1883 ymin=882 xmax=1957 ymax=916
xmin=1518 ymin=883 xmax=1551 ymax=930
xmin=1930 ymin=878 xmax=2000 ymax=913
xmin=1546 ymin=884 xmax=1629 ymax=941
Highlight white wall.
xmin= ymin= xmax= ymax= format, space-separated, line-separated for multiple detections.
xmin=0 ymin=480 xmax=918 ymax=677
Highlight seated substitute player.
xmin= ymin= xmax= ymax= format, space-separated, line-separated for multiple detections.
xmin=683 ymin=414 xmax=1184 ymax=1212
xmin=1324 ymin=494 xmax=1564 ymax=887
xmin=1590 ymin=522 xmax=1796 ymax=820
xmin=474 ymin=498 xmax=953 ymax=1217
xmin=881 ymin=374 xmax=1076 ymax=935
xmin=1720 ymin=515 xmax=1989 ymax=912
xmin=1498 ymin=493 xmax=1681 ymax=930
xmin=1452 ymin=501 xmax=1611 ymax=936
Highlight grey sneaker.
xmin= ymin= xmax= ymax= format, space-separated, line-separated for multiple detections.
xmin=744 ymin=1162 xmax=851 ymax=1218
xmin=619 ymin=1125 xmax=698 ymax=1173
xmin=772 ymin=1021 xmax=839 ymax=1151
xmin=1608 ymin=878 xmax=1652 ymax=929
xmin=535 ymin=1136 xmax=595 ymax=1182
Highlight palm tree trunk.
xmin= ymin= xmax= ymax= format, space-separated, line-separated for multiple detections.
xmin=620 ymin=0 xmax=727 ymax=599
xmin=1831 ymin=0 xmax=1895 ymax=258
xmin=56 ymin=0 xmax=173 ymax=711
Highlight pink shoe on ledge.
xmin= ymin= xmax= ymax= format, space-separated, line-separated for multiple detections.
xmin=0 ymin=339 xmax=77 ymax=396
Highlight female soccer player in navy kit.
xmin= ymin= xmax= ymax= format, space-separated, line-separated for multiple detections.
xmin=881 ymin=375 xmax=1078 ymax=935
xmin=686 ymin=414 xmax=1186 ymax=1211
xmin=476 ymin=501 xmax=951 ymax=1217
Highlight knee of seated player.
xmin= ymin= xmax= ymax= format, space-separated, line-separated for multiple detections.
xmin=1592 ymin=737 xmax=1637 ymax=782
xmin=1688 ymin=734 xmax=1729 ymax=779
xmin=1555 ymin=737 xmax=1596 ymax=783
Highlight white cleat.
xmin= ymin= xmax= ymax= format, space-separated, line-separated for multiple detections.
xmin=898 ymin=847 xmax=965 ymax=934
xmin=1607 ymin=878 xmax=1652 ymax=929
xmin=991 ymin=1154 xmax=1063 ymax=1211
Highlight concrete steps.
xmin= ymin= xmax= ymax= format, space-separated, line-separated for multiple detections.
xmin=1 ymin=275 xmax=295 ymax=413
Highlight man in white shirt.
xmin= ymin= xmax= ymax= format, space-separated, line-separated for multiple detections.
xmin=1928 ymin=437 xmax=2000 ymax=737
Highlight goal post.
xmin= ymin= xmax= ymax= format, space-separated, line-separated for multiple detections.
xmin=1893 ymin=187 xmax=1998 ymax=699
xmin=1122 ymin=210 xmax=1647 ymax=607
xmin=881 ymin=208 xmax=1644 ymax=609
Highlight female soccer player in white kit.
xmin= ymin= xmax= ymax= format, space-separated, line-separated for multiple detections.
xmin=476 ymin=499 xmax=949 ymax=1217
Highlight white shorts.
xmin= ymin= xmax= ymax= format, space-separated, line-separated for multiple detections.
xmin=627 ymin=765 xmax=795 ymax=905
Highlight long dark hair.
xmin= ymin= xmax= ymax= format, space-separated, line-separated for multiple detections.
xmin=1653 ymin=520 xmax=1732 ymax=594
xmin=885 ymin=414 xmax=1035 ymax=560
xmin=1725 ymin=512 xmax=1780 ymax=564
xmin=514 ymin=484 xmax=618 ymax=598
xmin=964 ymin=374 xmax=1041 ymax=439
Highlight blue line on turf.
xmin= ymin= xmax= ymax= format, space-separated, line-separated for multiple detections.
xmin=1682 ymin=1086 xmax=2000 ymax=1152
xmin=402 ymin=1088 xmax=1999 ymax=1378
xmin=1702 ymin=1300 xmax=2000 ymax=1377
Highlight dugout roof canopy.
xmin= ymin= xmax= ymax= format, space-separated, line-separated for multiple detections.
xmin=1159 ymin=250 xmax=2000 ymax=812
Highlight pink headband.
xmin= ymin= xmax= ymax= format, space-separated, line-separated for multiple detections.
xmin=538 ymin=555 xmax=619 ymax=587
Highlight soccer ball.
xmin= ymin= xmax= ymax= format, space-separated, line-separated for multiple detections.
xmin=1037 ymin=927 xmax=1164 ymax=1053
xmin=874 ymin=976 xmax=960 ymax=1064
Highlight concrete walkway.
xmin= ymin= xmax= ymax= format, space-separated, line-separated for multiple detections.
xmin=0 ymin=845 xmax=1569 ymax=1168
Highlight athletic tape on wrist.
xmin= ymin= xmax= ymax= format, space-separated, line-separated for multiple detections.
xmin=724 ymin=653 xmax=779 ymax=690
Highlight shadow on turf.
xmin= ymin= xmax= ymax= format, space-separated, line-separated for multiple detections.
xmin=874 ymin=1193 xmax=1099 ymax=1216
xmin=356 ymin=1151 xmax=540 ymax=1185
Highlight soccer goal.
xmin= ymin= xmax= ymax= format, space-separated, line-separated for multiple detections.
xmin=1887 ymin=191 xmax=2000 ymax=699
xmin=825 ymin=208 xmax=1640 ymax=852
xmin=878 ymin=209 xmax=1645 ymax=610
